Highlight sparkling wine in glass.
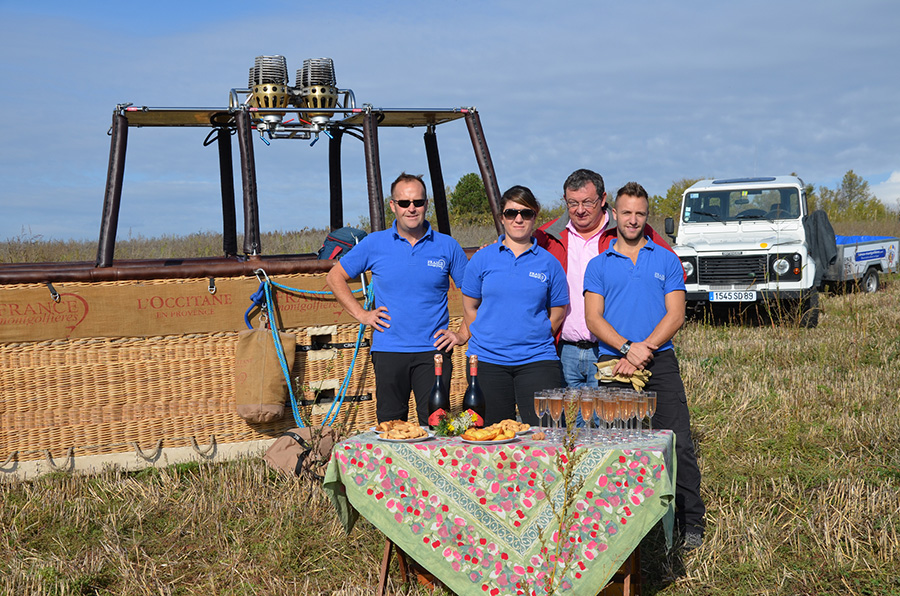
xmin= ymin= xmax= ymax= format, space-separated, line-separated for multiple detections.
xmin=645 ymin=391 xmax=658 ymax=433
xmin=580 ymin=393 xmax=594 ymax=439
xmin=533 ymin=390 xmax=547 ymax=431
xmin=548 ymin=396 xmax=563 ymax=440
xmin=636 ymin=392 xmax=649 ymax=436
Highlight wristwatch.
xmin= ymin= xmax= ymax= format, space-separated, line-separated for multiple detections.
xmin=619 ymin=340 xmax=632 ymax=356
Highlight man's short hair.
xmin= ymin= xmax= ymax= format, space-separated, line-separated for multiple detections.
xmin=390 ymin=172 xmax=427 ymax=198
xmin=563 ymin=169 xmax=605 ymax=198
xmin=615 ymin=182 xmax=650 ymax=205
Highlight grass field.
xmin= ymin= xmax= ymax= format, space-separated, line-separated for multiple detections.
xmin=2 ymin=224 xmax=899 ymax=595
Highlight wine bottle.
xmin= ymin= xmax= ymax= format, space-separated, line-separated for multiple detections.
xmin=427 ymin=354 xmax=449 ymax=426
xmin=462 ymin=355 xmax=486 ymax=427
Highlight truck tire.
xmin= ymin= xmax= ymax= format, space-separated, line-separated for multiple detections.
xmin=861 ymin=268 xmax=880 ymax=293
xmin=799 ymin=290 xmax=820 ymax=328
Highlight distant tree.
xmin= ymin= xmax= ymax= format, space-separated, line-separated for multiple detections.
xmin=450 ymin=173 xmax=490 ymax=221
xmin=650 ymin=178 xmax=700 ymax=220
xmin=815 ymin=170 xmax=888 ymax=222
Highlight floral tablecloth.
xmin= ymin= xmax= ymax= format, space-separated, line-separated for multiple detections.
xmin=324 ymin=430 xmax=675 ymax=596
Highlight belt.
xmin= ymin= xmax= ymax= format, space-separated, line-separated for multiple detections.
xmin=560 ymin=339 xmax=598 ymax=350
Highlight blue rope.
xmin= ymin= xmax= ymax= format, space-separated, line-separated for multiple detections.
xmin=247 ymin=275 xmax=373 ymax=429
xmin=262 ymin=281 xmax=305 ymax=427
xmin=322 ymin=281 xmax=374 ymax=426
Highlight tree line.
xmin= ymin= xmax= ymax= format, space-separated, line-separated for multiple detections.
xmin=377 ymin=170 xmax=897 ymax=229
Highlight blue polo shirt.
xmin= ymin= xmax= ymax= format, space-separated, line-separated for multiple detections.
xmin=339 ymin=221 xmax=468 ymax=352
xmin=462 ymin=236 xmax=569 ymax=365
xmin=583 ymin=237 xmax=686 ymax=356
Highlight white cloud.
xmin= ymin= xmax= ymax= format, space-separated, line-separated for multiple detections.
xmin=872 ymin=172 xmax=900 ymax=210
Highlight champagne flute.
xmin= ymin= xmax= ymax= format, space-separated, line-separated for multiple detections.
xmin=645 ymin=391 xmax=658 ymax=434
xmin=563 ymin=388 xmax=580 ymax=440
xmin=533 ymin=390 xmax=547 ymax=431
xmin=580 ymin=391 xmax=595 ymax=440
xmin=601 ymin=394 xmax=617 ymax=441
xmin=635 ymin=392 xmax=649 ymax=437
xmin=624 ymin=392 xmax=639 ymax=438
xmin=548 ymin=394 xmax=563 ymax=440
xmin=592 ymin=387 xmax=607 ymax=439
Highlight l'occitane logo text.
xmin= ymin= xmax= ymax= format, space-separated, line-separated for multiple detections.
xmin=136 ymin=294 xmax=233 ymax=310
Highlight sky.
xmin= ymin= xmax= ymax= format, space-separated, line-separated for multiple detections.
xmin=1 ymin=0 xmax=899 ymax=242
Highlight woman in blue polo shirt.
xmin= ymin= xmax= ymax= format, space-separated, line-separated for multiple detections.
xmin=461 ymin=186 xmax=569 ymax=425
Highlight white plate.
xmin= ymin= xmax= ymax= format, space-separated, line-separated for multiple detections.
xmin=370 ymin=424 xmax=429 ymax=435
xmin=516 ymin=428 xmax=533 ymax=436
xmin=460 ymin=436 xmax=519 ymax=445
xmin=377 ymin=432 xmax=434 ymax=443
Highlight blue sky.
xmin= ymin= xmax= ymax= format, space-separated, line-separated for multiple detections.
xmin=1 ymin=0 xmax=899 ymax=242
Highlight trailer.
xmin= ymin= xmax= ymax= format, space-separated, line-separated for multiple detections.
xmin=824 ymin=235 xmax=899 ymax=293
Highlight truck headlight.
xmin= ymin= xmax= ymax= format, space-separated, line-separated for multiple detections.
xmin=768 ymin=253 xmax=802 ymax=280
xmin=773 ymin=258 xmax=790 ymax=276
xmin=679 ymin=257 xmax=697 ymax=283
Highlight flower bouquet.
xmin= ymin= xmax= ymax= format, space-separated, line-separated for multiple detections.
xmin=427 ymin=408 xmax=484 ymax=436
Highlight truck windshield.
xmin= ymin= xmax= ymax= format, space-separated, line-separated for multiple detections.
xmin=682 ymin=187 xmax=802 ymax=223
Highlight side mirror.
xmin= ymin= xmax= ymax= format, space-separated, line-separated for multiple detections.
xmin=664 ymin=217 xmax=676 ymax=244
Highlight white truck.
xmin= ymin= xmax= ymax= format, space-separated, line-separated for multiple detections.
xmin=663 ymin=176 xmax=898 ymax=327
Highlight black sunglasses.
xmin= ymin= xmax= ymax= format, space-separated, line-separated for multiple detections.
xmin=502 ymin=208 xmax=536 ymax=220
xmin=394 ymin=199 xmax=427 ymax=208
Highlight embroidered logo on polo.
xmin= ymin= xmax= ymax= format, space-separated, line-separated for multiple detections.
xmin=528 ymin=271 xmax=547 ymax=283
xmin=654 ymin=272 xmax=666 ymax=282
xmin=427 ymin=259 xmax=447 ymax=271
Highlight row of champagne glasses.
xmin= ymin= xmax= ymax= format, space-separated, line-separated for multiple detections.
xmin=533 ymin=387 xmax=657 ymax=442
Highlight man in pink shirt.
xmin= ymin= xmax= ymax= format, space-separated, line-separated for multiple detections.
xmin=535 ymin=169 xmax=675 ymax=424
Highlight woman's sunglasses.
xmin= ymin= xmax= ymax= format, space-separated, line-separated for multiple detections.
xmin=502 ymin=208 xmax=536 ymax=220
xmin=394 ymin=199 xmax=427 ymax=208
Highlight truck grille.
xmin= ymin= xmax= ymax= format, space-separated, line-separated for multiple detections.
xmin=698 ymin=255 xmax=767 ymax=284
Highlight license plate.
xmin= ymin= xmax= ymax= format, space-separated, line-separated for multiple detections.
xmin=709 ymin=291 xmax=757 ymax=302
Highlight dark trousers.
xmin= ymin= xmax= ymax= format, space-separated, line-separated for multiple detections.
xmin=372 ymin=350 xmax=453 ymax=425
xmin=600 ymin=349 xmax=707 ymax=533
xmin=475 ymin=360 xmax=563 ymax=426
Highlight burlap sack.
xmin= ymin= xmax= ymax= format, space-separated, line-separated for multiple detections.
xmin=234 ymin=327 xmax=296 ymax=423
xmin=263 ymin=426 xmax=338 ymax=480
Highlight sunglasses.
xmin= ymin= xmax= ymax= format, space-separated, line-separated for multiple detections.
xmin=394 ymin=199 xmax=427 ymax=208
xmin=502 ymin=208 xmax=536 ymax=220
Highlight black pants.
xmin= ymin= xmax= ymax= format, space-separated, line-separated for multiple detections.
xmin=371 ymin=350 xmax=453 ymax=425
xmin=474 ymin=360 xmax=563 ymax=426
xmin=599 ymin=349 xmax=706 ymax=534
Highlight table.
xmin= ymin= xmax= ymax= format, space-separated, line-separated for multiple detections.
xmin=324 ymin=429 xmax=675 ymax=596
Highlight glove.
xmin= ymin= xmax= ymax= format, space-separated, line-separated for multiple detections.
xmin=594 ymin=359 xmax=652 ymax=391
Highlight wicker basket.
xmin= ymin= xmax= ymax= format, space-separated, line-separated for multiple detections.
xmin=0 ymin=275 xmax=469 ymax=469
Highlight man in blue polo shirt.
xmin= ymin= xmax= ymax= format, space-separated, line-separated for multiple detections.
xmin=326 ymin=173 xmax=469 ymax=425
xmin=583 ymin=181 xmax=706 ymax=550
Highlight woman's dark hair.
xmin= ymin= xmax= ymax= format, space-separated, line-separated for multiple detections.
xmin=500 ymin=185 xmax=541 ymax=214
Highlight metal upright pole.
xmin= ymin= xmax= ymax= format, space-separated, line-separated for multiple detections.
xmin=424 ymin=126 xmax=451 ymax=235
xmin=236 ymin=109 xmax=261 ymax=255
xmin=464 ymin=109 xmax=502 ymax=235
xmin=96 ymin=111 xmax=128 ymax=267
xmin=328 ymin=127 xmax=344 ymax=231
xmin=363 ymin=110 xmax=386 ymax=232
xmin=215 ymin=127 xmax=238 ymax=257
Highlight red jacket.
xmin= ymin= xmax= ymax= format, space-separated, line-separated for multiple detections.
xmin=534 ymin=211 xmax=683 ymax=346
xmin=535 ymin=211 xmax=681 ymax=274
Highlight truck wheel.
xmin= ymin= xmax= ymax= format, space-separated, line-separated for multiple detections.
xmin=799 ymin=290 xmax=820 ymax=329
xmin=861 ymin=268 xmax=880 ymax=293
